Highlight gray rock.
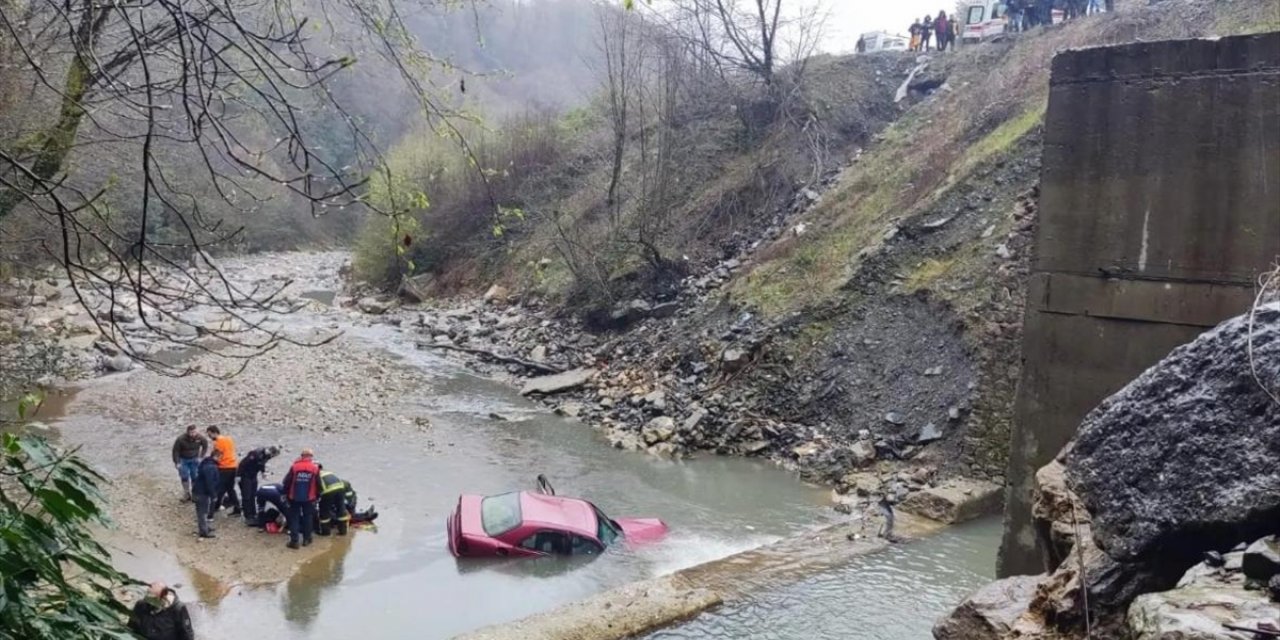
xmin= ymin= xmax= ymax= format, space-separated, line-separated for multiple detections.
xmin=995 ymin=243 xmax=1013 ymax=260
xmin=924 ymin=366 xmax=943 ymax=376
xmin=850 ymin=440 xmax=877 ymax=466
xmin=482 ymin=284 xmax=509 ymax=303
xmin=738 ymin=440 xmax=771 ymax=455
xmin=520 ymin=368 xmax=596 ymax=396
xmin=899 ymin=478 xmax=1002 ymax=524
xmin=883 ymin=411 xmax=906 ymax=425
xmin=102 ymin=354 xmax=134 ymax=373
xmin=682 ymin=410 xmax=707 ymax=433
xmin=916 ymin=422 xmax=943 ymax=444
xmin=643 ymin=390 xmax=667 ymax=411
xmin=1067 ymin=304 xmax=1280 ymax=562
xmin=398 ymin=273 xmax=435 ymax=303
xmin=529 ymin=345 xmax=548 ymax=363
xmin=642 ymin=417 xmax=676 ymax=446
xmin=948 ymin=406 xmax=962 ymax=421
xmin=721 ymin=348 xmax=746 ymax=371
xmin=96 ymin=307 xmax=136 ymax=324
xmin=933 ymin=575 xmax=1041 ymax=640
xmin=649 ymin=302 xmax=680 ymax=319
xmin=610 ymin=299 xmax=652 ymax=325
xmin=1243 ymin=536 xmax=1280 ymax=582
xmin=1128 ymin=569 xmax=1280 ymax=639
xmin=357 ymin=297 xmax=390 ymax=315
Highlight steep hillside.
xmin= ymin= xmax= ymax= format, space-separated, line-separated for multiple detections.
xmin=363 ymin=0 xmax=1280 ymax=492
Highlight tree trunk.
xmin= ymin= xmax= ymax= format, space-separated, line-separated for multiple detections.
xmin=0 ymin=2 xmax=102 ymax=220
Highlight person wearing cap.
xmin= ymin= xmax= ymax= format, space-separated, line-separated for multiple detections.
xmin=127 ymin=581 xmax=194 ymax=640
xmin=282 ymin=448 xmax=320 ymax=549
xmin=237 ymin=444 xmax=281 ymax=526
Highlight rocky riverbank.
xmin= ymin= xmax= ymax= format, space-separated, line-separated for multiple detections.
xmin=935 ymin=301 xmax=1280 ymax=639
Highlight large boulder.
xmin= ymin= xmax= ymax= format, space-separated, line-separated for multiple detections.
xmin=899 ymin=478 xmax=1003 ymax=524
xmin=1127 ymin=561 xmax=1280 ymax=640
xmin=520 ymin=368 xmax=596 ymax=396
xmin=1068 ymin=304 xmax=1280 ymax=563
xmin=1242 ymin=536 xmax=1280 ymax=582
xmin=933 ymin=575 xmax=1041 ymax=640
xmin=1032 ymin=456 xmax=1091 ymax=571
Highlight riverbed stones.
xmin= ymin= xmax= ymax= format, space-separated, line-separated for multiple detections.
xmin=520 ymin=368 xmax=596 ymax=396
xmin=933 ymin=574 xmax=1040 ymax=640
xmin=1127 ymin=566 xmax=1280 ymax=639
xmin=721 ymin=348 xmax=746 ymax=371
xmin=102 ymin=354 xmax=134 ymax=373
xmin=1067 ymin=304 xmax=1280 ymax=562
xmin=1243 ymin=536 xmax=1280 ymax=582
xmin=642 ymin=417 xmax=676 ymax=445
xmin=849 ymin=439 xmax=877 ymax=466
xmin=357 ymin=297 xmax=390 ymax=315
xmin=482 ymin=284 xmax=509 ymax=303
xmin=898 ymin=478 xmax=1002 ymax=524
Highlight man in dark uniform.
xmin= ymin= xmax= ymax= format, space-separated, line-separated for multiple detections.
xmin=255 ymin=482 xmax=287 ymax=529
xmin=238 ymin=444 xmax=281 ymax=526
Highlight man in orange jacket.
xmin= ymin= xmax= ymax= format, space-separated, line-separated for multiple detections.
xmin=206 ymin=426 xmax=240 ymax=516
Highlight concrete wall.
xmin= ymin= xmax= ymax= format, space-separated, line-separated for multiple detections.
xmin=998 ymin=32 xmax=1280 ymax=577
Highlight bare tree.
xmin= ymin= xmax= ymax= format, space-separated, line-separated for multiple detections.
xmin=0 ymin=0 xmax=479 ymax=375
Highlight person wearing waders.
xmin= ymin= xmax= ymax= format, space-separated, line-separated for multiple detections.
xmin=877 ymin=494 xmax=897 ymax=542
xmin=317 ymin=469 xmax=352 ymax=536
xmin=171 ymin=425 xmax=207 ymax=502
xmin=193 ymin=449 xmax=221 ymax=539
xmin=237 ymin=445 xmax=281 ymax=526
xmin=282 ymin=448 xmax=320 ymax=549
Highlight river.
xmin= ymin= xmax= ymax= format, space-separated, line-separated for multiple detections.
xmin=44 ymin=252 xmax=998 ymax=638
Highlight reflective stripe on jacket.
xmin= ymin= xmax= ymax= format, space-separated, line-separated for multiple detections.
xmin=319 ymin=471 xmax=347 ymax=496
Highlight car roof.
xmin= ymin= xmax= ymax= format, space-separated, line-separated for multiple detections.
xmin=517 ymin=491 xmax=598 ymax=537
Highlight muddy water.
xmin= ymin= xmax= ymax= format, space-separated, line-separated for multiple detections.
xmin=650 ymin=518 xmax=1001 ymax=640
xmin=58 ymin=294 xmax=837 ymax=638
xmin=50 ymin=252 xmax=1002 ymax=638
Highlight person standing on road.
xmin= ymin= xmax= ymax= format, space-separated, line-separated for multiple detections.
xmin=855 ymin=35 xmax=866 ymax=53
xmin=934 ymin=11 xmax=950 ymax=51
xmin=171 ymin=425 xmax=207 ymax=502
xmin=193 ymin=449 xmax=221 ymax=539
xmin=282 ymin=448 xmax=320 ymax=549
xmin=908 ymin=19 xmax=922 ymax=52
xmin=921 ymin=15 xmax=933 ymax=51
xmin=206 ymin=426 xmax=239 ymax=516
xmin=237 ymin=445 xmax=281 ymax=526
xmin=128 ymin=582 xmax=195 ymax=640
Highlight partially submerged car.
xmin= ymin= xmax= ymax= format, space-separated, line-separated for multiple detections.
xmin=447 ymin=485 xmax=667 ymax=558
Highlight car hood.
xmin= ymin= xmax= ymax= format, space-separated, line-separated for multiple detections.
xmin=616 ymin=517 xmax=668 ymax=542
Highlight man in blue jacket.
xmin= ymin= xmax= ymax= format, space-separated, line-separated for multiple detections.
xmin=193 ymin=450 xmax=222 ymax=539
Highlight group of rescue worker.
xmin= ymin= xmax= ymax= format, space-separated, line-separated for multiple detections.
xmin=171 ymin=425 xmax=365 ymax=548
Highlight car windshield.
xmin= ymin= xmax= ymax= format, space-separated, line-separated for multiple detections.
xmin=594 ymin=506 xmax=623 ymax=546
xmin=481 ymin=493 xmax=522 ymax=536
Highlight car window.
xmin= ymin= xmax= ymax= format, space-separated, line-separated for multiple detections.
xmin=519 ymin=531 xmax=572 ymax=554
xmin=519 ymin=531 xmax=602 ymax=555
xmin=594 ymin=507 xmax=622 ymax=547
xmin=481 ymin=493 xmax=522 ymax=536
xmin=966 ymin=5 xmax=985 ymax=24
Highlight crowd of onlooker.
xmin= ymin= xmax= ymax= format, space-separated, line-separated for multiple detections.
xmin=856 ymin=1 xmax=1113 ymax=54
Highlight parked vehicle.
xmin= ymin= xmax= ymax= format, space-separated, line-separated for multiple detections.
xmin=447 ymin=478 xmax=668 ymax=558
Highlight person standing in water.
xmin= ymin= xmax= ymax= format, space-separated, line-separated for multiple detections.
xmin=877 ymin=494 xmax=896 ymax=541
xmin=128 ymin=582 xmax=194 ymax=640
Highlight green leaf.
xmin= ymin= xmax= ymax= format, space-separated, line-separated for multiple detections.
xmin=17 ymin=391 xmax=44 ymax=421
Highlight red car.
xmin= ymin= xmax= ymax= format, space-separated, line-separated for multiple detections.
xmin=447 ymin=489 xmax=668 ymax=558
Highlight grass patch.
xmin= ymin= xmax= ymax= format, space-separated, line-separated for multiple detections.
xmin=901 ymin=257 xmax=958 ymax=293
